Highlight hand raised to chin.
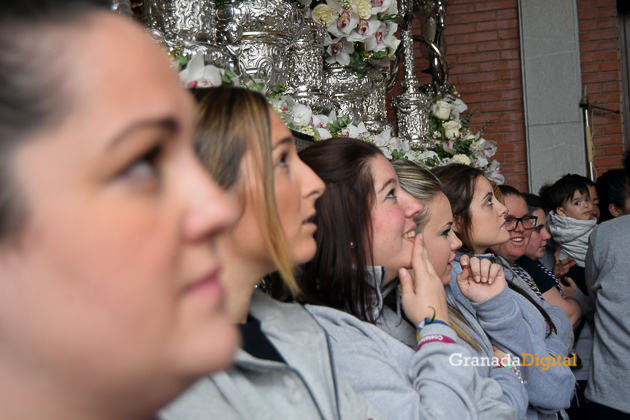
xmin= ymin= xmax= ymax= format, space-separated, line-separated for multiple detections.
xmin=399 ymin=234 xmax=449 ymax=326
xmin=456 ymin=255 xmax=506 ymax=304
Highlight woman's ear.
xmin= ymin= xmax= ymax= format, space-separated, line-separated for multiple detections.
xmin=556 ymin=206 xmax=567 ymax=217
xmin=609 ymin=203 xmax=623 ymax=218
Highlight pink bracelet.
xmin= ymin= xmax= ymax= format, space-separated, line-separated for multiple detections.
xmin=416 ymin=333 xmax=457 ymax=350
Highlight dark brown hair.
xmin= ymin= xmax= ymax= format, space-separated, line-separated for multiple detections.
xmin=297 ymin=137 xmax=384 ymax=323
xmin=431 ymin=164 xmax=485 ymax=253
xmin=434 ymin=165 xmax=556 ymax=337
xmin=0 ymin=0 xmax=109 ymax=240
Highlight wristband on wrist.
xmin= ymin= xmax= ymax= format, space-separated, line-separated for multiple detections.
xmin=416 ymin=333 xmax=457 ymax=350
xmin=416 ymin=306 xmax=449 ymax=341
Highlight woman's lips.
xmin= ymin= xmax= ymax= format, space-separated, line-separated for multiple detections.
xmin=186 ymin=267 xmax=224 ymax=298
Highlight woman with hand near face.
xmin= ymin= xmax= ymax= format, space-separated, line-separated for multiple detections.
xmin=159 ymin=87 xmax=387 ymax=420
xmin=433 ymin=165 xmax=575 ymax=420
xmin=295 ymin=138 xmax=515 ymax=420
xmin=394 ymin=160 xmax=528 ymax=420
xmin=0 ymin=2 xmax=240 ymax=419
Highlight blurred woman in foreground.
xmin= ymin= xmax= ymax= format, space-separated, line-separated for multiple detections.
xmin=0 ymin=1 xmax=239 ymax=419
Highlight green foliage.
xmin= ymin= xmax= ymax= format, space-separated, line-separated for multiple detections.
xmin=390 ymin=149 xmax=408 ymax=161
xmin=325 ymin=115 xmax=351 ymax=135
xmin=377 ymin=13 xmax=398 ymax=22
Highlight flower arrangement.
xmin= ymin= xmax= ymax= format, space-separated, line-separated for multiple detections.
xmin=301 ymin=0 xmax=399 ymax=76
xmin=176 ymin=53 xmax=240 ymax=88
xmin=269 ymin=95 xmax=392 ymax=143
xmin=373 ymin=88 xmax=504 ymax=184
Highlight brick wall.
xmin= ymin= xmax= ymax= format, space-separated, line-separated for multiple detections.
xmin=577 ymin=0 xmax=625 ymax=174
xmin=387 ymin=0 xmax=626 ymax=191
xmin=387 ymin=0 xmax=528 ymax=191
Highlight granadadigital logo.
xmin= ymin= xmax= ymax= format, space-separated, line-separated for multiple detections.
xmin=449 ymin=353 xmax=577 ymax=370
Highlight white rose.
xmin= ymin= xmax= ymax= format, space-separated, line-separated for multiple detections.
xmin=432 ymin=100 xmax=452 ymax=120
xmin=443 ymin=121 xmax=460 ymax=139
xmin=351 ymin=0 xmax=372 ymax=19
xmin=452 ymin=154 xmax=471 ymax=166
xmin=312 ymin=4 xmax=338 ymax=26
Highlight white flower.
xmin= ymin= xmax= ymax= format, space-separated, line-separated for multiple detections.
xmin=325 ymin=38 xmax=354 ymax=66
xmin=316 ymin=127 xmax=333 ymax=140
xmin=470 ymin=137 xmax=486 ymax=152
xmin=432 ymin=100 xmax=453 ymax=120
xmin=482 ymin=140 xmax=498 ymax=159
xmin=178 ymin=53 xmax=222 ymax=88
xmin=418 ymin=150 xmax=438 ymax=161
xmin=452 ymin=154 xmax=471 ymax=165
xmin=292 ymin=104 xmax=313 ymax=126
xmin=485 ymin=161 xmax=505 ymax=185
xmin=452 ymin=98 xmax=467 ymax=113
xmin=351 ymin=0 xmax=372 ymax=19
xmin=473 ymin=155 xmax=488 ymax=168
xmin=346 ymin=16 xmax=380 ymax=42
xmin=443 ymin=120 xmax=460 ymax=139
xmin=312 ymin=4 xmax=338 ymax=26
xmin=442 ymin=140 xmax=456 ymax=155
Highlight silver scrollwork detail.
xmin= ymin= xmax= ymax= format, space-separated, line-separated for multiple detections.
xmin=143 ymin=0 xmax=217 ymax=44
xmin=363 ymin=69 xmax=394 ymax=134
xmin=393 ymin=0 xmax=432 ymax=147
xmin=323 ymin=63 xmax=372 ymax=125
xmin=285 ymin=17 xmax=333 ymax=115
xmin=216 ymin=0 xmax=301 ymax=91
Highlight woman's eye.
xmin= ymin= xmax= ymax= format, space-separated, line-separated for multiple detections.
xmin=277 ymin=152 xmax=288 ymax=168
xmin=121 ymin=145 xmax=161 ymax=181
xmin=442 ymin=228 xmax=451 ymax=237
xmin=386 ymin=189 xmax=396 ymax=199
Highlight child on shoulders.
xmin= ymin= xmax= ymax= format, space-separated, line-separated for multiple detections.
xmin=540 ymin=174 xmax=597 ymax=295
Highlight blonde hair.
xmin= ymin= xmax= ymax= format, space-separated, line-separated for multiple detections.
xmin=194 ymin=87 xmax=298 ymax=295
xmin=393 ymin=160 xmax=481 ymax=352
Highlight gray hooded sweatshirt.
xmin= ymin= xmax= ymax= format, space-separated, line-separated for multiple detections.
xmin=449 ymin=253 xmax=575 ymax=420
xmin=159 ymin=291 xmax=388 ymax=420
xmin=547 ymin=211 xmax=597 ymax=267
xmin=305 ymin=266 xmax=516 ymax=420
xmin=585 ymin=215 xmax=630 ymax=413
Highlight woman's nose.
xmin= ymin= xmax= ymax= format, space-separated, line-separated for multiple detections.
xmin=405 ymin=193 xmax=423 ymax=218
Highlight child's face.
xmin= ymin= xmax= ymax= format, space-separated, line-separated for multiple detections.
xmin=557 ymin=190 xmax=594 ymax=220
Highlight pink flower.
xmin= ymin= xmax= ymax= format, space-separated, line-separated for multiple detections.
xmin=331 ymin=40 xmax=345 ymax=54
xmin=337 ymin=10 xmax=351 ymax=29
xmin=375 ymin=31 xmax=383 ymax=43
xmin=357 ymin=19 xmax=369 ymax=35
xmin=187 ymin=81 xmax=198 ymax=88
xmin=372 ymin=0 xmax=383 ymax=6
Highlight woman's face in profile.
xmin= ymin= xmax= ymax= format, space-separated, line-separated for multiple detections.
xmin=421 ymin=193 xmax=462 ymax=285
xmin=228 ymin=111 xmax=325 ymax=272
xmin=466 ymin=176 xmax=509 ymax=254
xmin=0 ymin=14 xmax=238 ymax=401
xmin=369 ymin=154 xmax=423 ymax=283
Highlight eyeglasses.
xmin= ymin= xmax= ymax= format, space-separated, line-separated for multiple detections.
xmin=505 ymin=216 xmax=538 ymax=231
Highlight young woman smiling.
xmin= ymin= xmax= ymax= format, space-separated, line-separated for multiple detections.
xmin=159 ymin=88 xmax=387 ymax=420
xmin=0 ymin=2 xmax=240 ymax=419
xmin=433 ymin=164 xmax=575 ymax=420
xmin=296 ymin=138 xmax=515 ymax=420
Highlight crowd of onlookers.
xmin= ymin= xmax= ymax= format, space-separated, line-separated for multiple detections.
xmin=2 ymin=1 xmax=630 ymax=419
